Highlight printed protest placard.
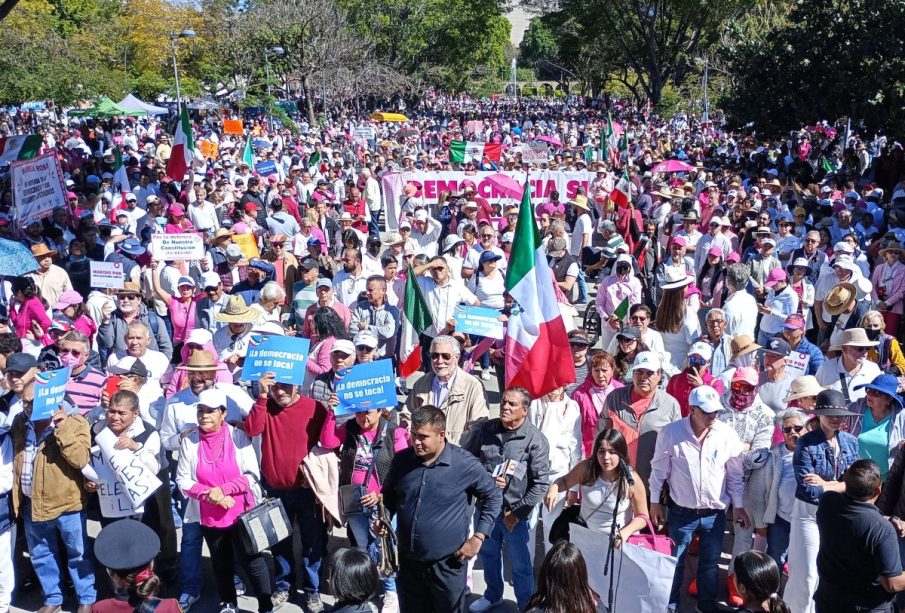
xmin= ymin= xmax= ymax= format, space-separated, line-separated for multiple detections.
xmin=520 ymin=142 xmax=550 ymax=164
xmin=255 ymin=160 xmax=278 ymax=176
xmin=333 ymin=359 xmax=397 ymax=416
xmin=232 ymin=233 xmax=260 ymax=260
xmin=91 ymin=428 xmax=163 ymax=517
xmin=785 ymin=350 xmax=811 ymax=379
xmin=151 ymin=233 xmax=205 ymax=261
xmin=454 ymin=305 xmax=505 ymax=340
xmin=240 ymin=335 xmax=310 ymax=384
xmin=223 ymin=119 xmax=244 ymax=135
xmin=12 ymin=152 xmax=67 ymax=226
xmin=90 ymin=261 xmax=125 ymax=289
xmin=32 ymin=367 xmax=72 ymax=421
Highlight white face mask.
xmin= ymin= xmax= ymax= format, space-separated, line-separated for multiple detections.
xmin=735 ymin=352 xmax=756 ymax=368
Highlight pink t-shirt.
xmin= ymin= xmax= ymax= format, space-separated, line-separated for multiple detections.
xmin=320 ymin=412 xmax=410 ymax=495
xmin=167 ymin=295 xmax=203 ymax=344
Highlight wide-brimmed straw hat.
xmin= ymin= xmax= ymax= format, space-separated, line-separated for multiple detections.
xmin=661 ymin=266 xmax=694 ymax=290
xmin=824 ymin=282 xmax=857 ymax=316
xmin=829 ymin=327 xmax=879 ymax=352
xmin=176 ymin=350 xmax=218 ymax=371
xmin=213 ymin=295 xmax=260 ymax=324
xmin=783 ymin=375 xmax=827 ymax=403
xmin=730 ymin=335 xmax=761 ymax=362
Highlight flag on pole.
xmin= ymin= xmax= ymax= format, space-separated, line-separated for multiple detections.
xmin=601 ymin=114 xmax=619 ymax=166
xmin=504 ymin=180 xmax=575 ymax=397
xmin=399 ymin=266 xmax=435 ymax=378
xmin=0 ymin=135 xmax=42 ymax=164
xmin=308 ymin=150 xmax=322 ymax=175
xmin=449 ymin=141 xmax=502 ymax=164
xmin=819 ymin=156 xmax=837 ymax=173
xmin=165 ymin=106 xmax=195 ymax=181
xmin=583 ymin=146 xmax=594 ymax=164
xmin=610 ymin=169 xmax=631 ymax=208
xmin=613 ymin=297 xmax=630 ymax=327
xmin=112 ymin=146 xmax=131 ymax=210
xmin=242 ymin=138 xmax=254 ymax=168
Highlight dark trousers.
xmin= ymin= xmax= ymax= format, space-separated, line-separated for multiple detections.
xmin=142 ymin=470 xmax=179 ymax=586
xmin=266 ymin=485 xmax=326 ymax=594
xmin=201 ymin=524 xmax=274 ymax=612
xmin=397 ymin=555 xmax=467 ymax=613
xmin=419 ymin=333 xmax=434 ymax=374
xmin=815 ymin=594 xmax=894 ymax=613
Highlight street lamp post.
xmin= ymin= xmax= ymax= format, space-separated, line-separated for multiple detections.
xmin=169 ymin=29 xmax=196 ymax=114
xmin=264 ymin=46 xmax=284 ymax=132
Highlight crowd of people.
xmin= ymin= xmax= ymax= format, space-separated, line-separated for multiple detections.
xmin=0 ymin=94 xmax=903 ymax=613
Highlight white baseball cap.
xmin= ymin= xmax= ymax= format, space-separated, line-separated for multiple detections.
xmin=632 ymin=351 xmax=661 ymax=372
xmin=197 ymin=388 xmax=227 ymax=410
xmin=688 ymin=385 xmax=723 ymax=414
xmin=688 ymin=341 xmax=714 ymax=362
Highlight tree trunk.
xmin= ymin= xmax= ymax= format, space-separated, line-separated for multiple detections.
xmin=301 ymin=74 xmax=315 ymax=124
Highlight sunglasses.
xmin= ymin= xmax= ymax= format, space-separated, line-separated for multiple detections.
xmin=731 ymin=382 xmax=754 ymax=393
xmin=848 ymin=346 xmax=870 ymax=353
xmin=60 ymin=348 xmax=82 ymax=357
xmin=867 ymin=388 xmax=888 ymax=397
xmin=356 ymin=345 xmax=375 ymax=352
xmin=707 ymin=319 xmax=725 ymax=325
xmin=630 ymin=316 xmax=648 ymax=322
xmin=782 ymin=425 xmax=804 ymax=434
xmin=430 ymin=352 xmax=452 ymax=360
xmin=119 ymin=294 xmax=140 ymax=300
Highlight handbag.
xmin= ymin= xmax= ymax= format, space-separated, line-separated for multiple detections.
xmin=626 ymin=514 xmax=674 ymax=555
xmin=547 ymin=503 xmax=586 ymax=544
xmin=340 ymin=422 xmax=387 ymax=518
xmin=235 ymin=472 xmax=293 ymax=555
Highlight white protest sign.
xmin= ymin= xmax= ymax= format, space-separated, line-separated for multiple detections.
xmin=520 ymin=142 xmax=550 ymax=164
xmin=94 ymin=428 xmax=162 ymax=514
xmin=11 ymin=152 xmax=66 ymax=226
xmin=151 ymin=233 xmax=205 ymax=261
xmin=785 ymin=350 xmax=810 ymax=380
xmin=571 ymin=524 xmax=677 ymax=613
xmin=89 ymin=261 xmax=125 ymax=289
xmin=354 ymin=127 xmax=375 ymax=140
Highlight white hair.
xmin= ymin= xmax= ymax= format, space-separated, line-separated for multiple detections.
xmin=260 ymin=281 xmax=286 ymax=302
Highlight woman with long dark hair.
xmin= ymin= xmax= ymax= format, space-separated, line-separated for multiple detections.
xmin=732 ymin=550 xmax=791 ymax=613
xmin=698 ymin=246 xmax=729 ymax=309
xmin=544 ymin=429 xmax=648 ymax=541
xmin=612 ymin=327 xmax=648 ymax=384
xmin=524 ymin=541 xmax=599 ymax=613
xmin=327 ymin=548 xmax=381 ymax=613
xmin=304 ymin=306 xmax=351 ymax=388
xmin=655 ymin=270 xmax=700 ymax=372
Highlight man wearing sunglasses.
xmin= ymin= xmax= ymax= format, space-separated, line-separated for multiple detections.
xmin=98 ymin=282 xmax=173 ymax=364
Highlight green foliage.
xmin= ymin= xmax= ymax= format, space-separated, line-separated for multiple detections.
xmin=721 ymin=0 xmax=905 ymax=134
xmin=519 ymin=17 xmax=558 ymax=66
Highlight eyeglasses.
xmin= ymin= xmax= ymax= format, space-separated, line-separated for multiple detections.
xmin=569 ymin=342 xmax=589 ymax=348
xmin=630 ymin=316 xmax=648 ymax=323
xmin=804 ymin=239 xmax=818 ymax=244
xmin=60 ymin=348 xmax=82 ymax=357
xmin=430 ymin=352 xmax=452 ymax=360
xmin=867 ymin=388 xmax=888 ymax=397
xmin=707 ymin=319 xmax=725 ymax=325
xmin=782 ymin=425 xmax=804 ymax=434
xmin=731 ymin=382 xmax=754 ymax=393
xmin=119 ymin=294 xmax=139 ymax=300
xmin=356 ymin=345 xmax=374 ymax=352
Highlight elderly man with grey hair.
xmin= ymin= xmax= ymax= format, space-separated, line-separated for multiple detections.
xmin=403 ymin=335 xmax=489 ymax=446
xmin=723 ymin=263 xmax=758 ymax=338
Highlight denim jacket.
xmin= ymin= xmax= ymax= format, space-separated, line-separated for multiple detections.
xmin=793 ymin=427 xmax=859 ymax=505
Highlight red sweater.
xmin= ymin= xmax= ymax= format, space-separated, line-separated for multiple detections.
xmin=244 ymin=394 xmax=327 ymax=490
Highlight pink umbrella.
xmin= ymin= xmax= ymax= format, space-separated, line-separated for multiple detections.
xmin=484 ymin=173 xmax=524 ymax=199
xmin=535 ymin=135 xmax=562 ymax=148
xmin=650 ymin=159 xmax=695 ymax=174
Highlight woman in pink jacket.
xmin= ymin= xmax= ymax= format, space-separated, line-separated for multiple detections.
xmin=9 ymin=276 xmax=52 ymax=349
xmin=871 ymin=242 xmax=905 ymax=334
xmin=570 ymin=351 xmax=623 ymax=456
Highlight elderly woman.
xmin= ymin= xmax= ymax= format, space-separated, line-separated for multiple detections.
xmin=861 ymin=310 xmax=905 ymax=374
xmin=176 ymin=388 xmax=277 ymax=613
xmin=571 ymin=351 xmax=623 ymax=456
xmin=251 ymin=281 xmax=286 ymax=324
xmin=151 ymin=264 xmax=202 ymax=358
xmin=871 ymin=241 xmax=905 ymax=334
xmin=815 ymin=328 xmax=882 ymax=403
xmin=212 ymin=295 xmax=260 ymax=381
xmin=785 ymin=390 xmax=860 ymax=613
xmin=846 ymin=374 xmax=905 ymax=478
xmin=747 ymin=408 xmax=807 ymax=569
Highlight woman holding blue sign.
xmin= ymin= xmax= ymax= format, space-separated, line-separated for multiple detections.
xmin=321 ymin=400 xmax=410 ymax=613
xmin=470 ymin=250 xmax=506 ymax=381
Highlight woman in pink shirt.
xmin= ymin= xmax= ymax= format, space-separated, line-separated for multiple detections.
xmin=9 ymin=277 xmax=52 ymax=348
xmin=52 ymin=290 xmax=97 ymax=343
xmin=571 ymin=351 xmax=624 ymax=456
xmin=176 ymin=388 xmax=277 ymax=613
xmin=151 ymin=262 xmax=202 ymax=353
xmin=871 ymin=242 xmax=905 ymax=334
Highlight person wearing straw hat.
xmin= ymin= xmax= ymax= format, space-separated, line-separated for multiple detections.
xmin=785 ymin=389 xmax=859 ymax=613
xmin=91 ymin=519 xmax=181 ymax=613
xmin=870 ymin=241 xmax=905 ymax=335
xmin=815 ymin=328 xmax=882 ymax=404
xmin=98 ymin=282 xmax=174 ymax=363
xmin=27 ymin=243 xmax=72 ymax=311
xmin=823 ymin=281 xmax=869 ymax=350
xmin=568 ymin=195 xmax=593 ymax=259
xmin=783 ymin=375 xmax=827 ymax=412
xmin=212 ymin=295 xmax=261 ymax=376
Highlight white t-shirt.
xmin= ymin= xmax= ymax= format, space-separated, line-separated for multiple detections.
xmin=570 ymin=213 xmax=593 ymax=257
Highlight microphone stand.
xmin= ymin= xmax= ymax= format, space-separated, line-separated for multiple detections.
xmin=603 ymin=462 xmax=634 ymax=612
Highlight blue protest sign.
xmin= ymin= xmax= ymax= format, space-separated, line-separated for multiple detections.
xmin=240 ymin=335 xmax=310 ymax=384
xmin=333 ymin=359 xmax=397 ymax=416
xmin=255 ymin=160 xmax=278 ymax=176
xmin=32 ymin=367 xmax=72 ymax=421
xmin=453 ymin=305 xmax=505 ymax=340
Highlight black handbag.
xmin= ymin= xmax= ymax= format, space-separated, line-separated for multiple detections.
xmin=236 ymin=473 xmax=293 ymax=555
xmin=548 ymin=504 xmax=586 ymax=544
xmin=340 ymin=423 xmax=387 ymax=518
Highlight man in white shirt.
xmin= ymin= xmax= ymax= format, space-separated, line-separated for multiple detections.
xmin=187 ymin=186 xmax=220 ymax=236
xmin=332 ymin=248 xmax=368 ymax=306
xmin=694 ymin=217 xmax=732 ymax=274
xmin=649 ymin=385 xmax=748 ymax=613
xmin=569 ymin=195 xmax=593 ymax=258
xmin=410 ymin=210 xmax=442 ymax=257
xmin=105 ymin=320 xmax=171 ymax=385
xmin=723 ymin=263 xmax=758 ymax=339
xmin=414 ymin=257 xmax=479 ymax=365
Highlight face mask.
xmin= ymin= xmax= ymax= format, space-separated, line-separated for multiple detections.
xmin=735 ymin=352 xmax=756 ymax=368
xmin=59 ymin=353 xmax=82 ymax=368
xmin=730 ymin=388 xmax=756 ymax=410
xmin=866 ymin=328 xmax=882 ymax=341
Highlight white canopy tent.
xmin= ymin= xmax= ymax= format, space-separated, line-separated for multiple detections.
xmin=117 ymin=94 xmax=169 ymax=116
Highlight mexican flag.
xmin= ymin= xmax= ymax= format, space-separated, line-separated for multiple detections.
xmin=308 ymin=150 xmax=321 ymax=175
xmin=399 ymin=265 xmax=434 ymax=378
xmin=112 ymin=146 xmax=131 ymax=210
xmin=601 ymin=114 xmax=619 ymax=166
xmin=504 ymin=180 xmax=575 ymax=397
xmin=242 ymin=138 xmax=254 ymax=168
xmin=165 ymin=106 xmax=195 ymax=181
xmin=0 ymin=135 xmax=42 ymax=164
xmin=449 ymin=141 xmax=502 ymax=164
xmin=610 ymin=169 xmax=631 ymax=208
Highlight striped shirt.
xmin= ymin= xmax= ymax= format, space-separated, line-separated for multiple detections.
xmin=65 ymin=365 xmax=107 ymax=415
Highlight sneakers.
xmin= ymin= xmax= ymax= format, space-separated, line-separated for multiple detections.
xmin=178 ymin=594 xmax=199 ymax=611
xmin=480 ymin=368 xmax=492 ymax=381
xmin=219 ymin=604 xmax=237 ymax=613
xmin=727 ymin=576 xmax=744 ymax=607
xmin=469 ymin=597 xmax=502 ymax=613
xmin=234 ymin=575 xmax=246 ymax=596
xmin=304 ymin=593 xmax=324 ymax=613
xmin=271 ymin=590 xmax=289 ymax=610
xmin=383 ymin=591 xmax=399 ymax=613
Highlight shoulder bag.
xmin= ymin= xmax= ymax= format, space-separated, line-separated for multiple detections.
xmin=236 ymin=472 xmax=293 ymax=555
xmin=626 ymin=514 xmax=674 ymax=555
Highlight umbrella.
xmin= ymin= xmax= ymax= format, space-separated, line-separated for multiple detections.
xmin=0 ymin=238 xmax=38 ymax=276
xmin=650 ymin=160 xmax=695 ymax=174
xmin=535 ymin=135 xmax=562 ymax=148
xmin=484 ymin=173 xmax=524 ymax=199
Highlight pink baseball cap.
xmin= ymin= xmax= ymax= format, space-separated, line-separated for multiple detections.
xmin=669 ymin=236 xmax=687 ymax=248
xmin=764 ymin=268 xmax=787 ymax=288
xmin=707 ymin=246 xmax=723 ymax=257
xmin=726 ymin=252 xmax=741 ymax=264
xmin=784 ymin=313 xmax=806 ymax=330
xmin=169 ymin=204 xmax=185 ymax=217
xmin=732 ymin=366 xmax=759 ymax=387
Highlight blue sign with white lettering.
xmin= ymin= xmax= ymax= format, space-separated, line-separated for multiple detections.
xmin=454 ymin=305 xmax=505 ymax=340
xmin=240 ymin=335 xmax=310 ymax=384
xmin=255 ymin=160 xmax=278 ymax=176
xmin=32 ymin=367 xmax=72 ymax=421
xmin=333 ymin=359 xmax=397 ymax=416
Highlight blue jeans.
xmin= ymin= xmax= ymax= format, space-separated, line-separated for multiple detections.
xmin=577 ymin=269 xmax=588 ymax=304
xmin=347 ymin=507 xmax=397 ymax=594
xmin=180 ymin=521 xmax=204 ymax=597
xmin=667 ymin=506 xmax=726 ymax=612
xmin=478 ymin=514 xmax=534 ymax=610
xmin=766 ymin=516 xmax=791 ymax=569
xmin=267 ymin=485 xmax=326 ymax=594
xmin=23 ymin=506 xmax=96 ymax=606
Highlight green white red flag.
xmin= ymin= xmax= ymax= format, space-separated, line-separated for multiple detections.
xmin=165 ymin=106 xmax=195 ymax=180
xmin=113 ymin=146 xmax=130 ymax=209
xmin=399 ymin=266 xmax=434 ymax=378
xmin=504 ymin=180 xmax=575 ymax=397
xmin=610 ymin=169 xmax=631 ymax=208
xmin=0 ymin=135 xmax=42 ymax=164
xmin=449 ymin=141 xmax=502 ymax=164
